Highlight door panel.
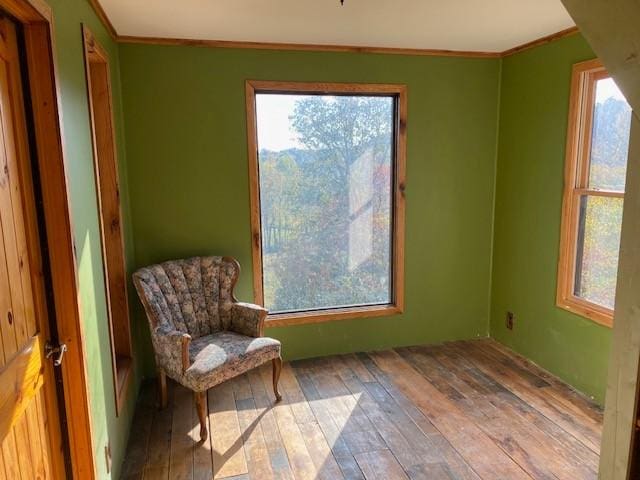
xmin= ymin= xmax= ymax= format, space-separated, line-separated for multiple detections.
xmin=0 ymin=15 xmax=63 ymax=479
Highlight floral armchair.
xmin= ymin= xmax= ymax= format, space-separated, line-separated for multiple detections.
xmin=133 ymin=256 xmax=282 ymax=440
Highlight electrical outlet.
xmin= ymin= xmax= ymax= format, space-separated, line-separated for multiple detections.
xmin=506 ymin=311 xmax=514 ymax=330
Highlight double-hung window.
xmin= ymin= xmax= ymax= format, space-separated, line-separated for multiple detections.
xmin=557 ymin=59 xmax=632 ymax=326
xmin=246 ymin=81 xmax=407 ymax=326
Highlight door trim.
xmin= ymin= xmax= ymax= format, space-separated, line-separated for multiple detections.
xmin=1 ymin=1 xmax=96 ymax=478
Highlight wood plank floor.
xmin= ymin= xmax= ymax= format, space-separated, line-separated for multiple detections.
xmin=120 ymin=339 xmax=603 ymax=480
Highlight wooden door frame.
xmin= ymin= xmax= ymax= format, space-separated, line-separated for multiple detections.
xmin=1 ymin=0 xmax=96 ymax=478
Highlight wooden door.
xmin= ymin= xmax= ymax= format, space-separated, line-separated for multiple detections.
xmin=0 ymin=15 xmax=65 ymax=479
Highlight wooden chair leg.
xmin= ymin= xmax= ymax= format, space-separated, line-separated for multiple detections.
xmin=272 ymin=356 xmax=282 ymax=402
xmin=194 ymin=391 xmax=208 ymax=441
xmin=158 ymin=368 xmax=167 ymax=409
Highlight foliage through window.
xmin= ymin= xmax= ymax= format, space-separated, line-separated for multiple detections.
xmin=247 ymin=82 xmax=406 ymax=324
xmin=557 ymin=60 xmax=632 ymax=326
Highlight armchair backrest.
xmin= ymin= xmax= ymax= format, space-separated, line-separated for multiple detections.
xmin=133 ymin=256 xmax=241 ymax=338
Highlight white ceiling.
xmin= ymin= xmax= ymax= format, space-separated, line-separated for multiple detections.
xmin=100 ymin=0 xmax=576 ymax=52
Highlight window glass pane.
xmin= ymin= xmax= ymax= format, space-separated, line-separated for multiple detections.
xmin=256 ymin=94 xmax=395 ymax=314
xmin=588 ymin=77 xmax=632 ymax=191
xmin=574 ymin=195 xmax=623 ymax=309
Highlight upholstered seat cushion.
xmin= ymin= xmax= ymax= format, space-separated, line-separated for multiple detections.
xmin=183 ymin=331 xmax=281 ymax=392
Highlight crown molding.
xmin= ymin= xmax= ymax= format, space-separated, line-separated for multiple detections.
xmin=501 ymin=26 xmax=579 ymax=57
xmin=88 ymin=0 xmax=579 ymax=58
xmin=116 ymin=35 xmax=503 ymax=58
xmin=87 ymin=0 xmax=117 ymax=39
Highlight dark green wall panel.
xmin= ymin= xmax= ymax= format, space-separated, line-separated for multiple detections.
xmin=118 ymin=45 xmax=502 ymax=374
xmin=490 ymin=34 xmax=610 ymax=404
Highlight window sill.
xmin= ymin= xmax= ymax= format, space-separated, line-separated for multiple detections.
xmin=265 ymin=304 xmax=402 ymax=327
xmin=556 ymin=295 xmax=613 ymax=328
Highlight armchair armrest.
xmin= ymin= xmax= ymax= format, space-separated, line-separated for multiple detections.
xmin=153 ymin=324 xmax=192 ymax=374
xmin=230 ymin=302 xmax=268 ymax=337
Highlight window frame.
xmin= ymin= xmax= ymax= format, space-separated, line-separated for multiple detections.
xmin=557 ymin=58 xmax=625 ymax=327
xmin=245 ymin=80 xmax=407 ymax=327
xmin=82 ymin=26 xmax=134 ymax=413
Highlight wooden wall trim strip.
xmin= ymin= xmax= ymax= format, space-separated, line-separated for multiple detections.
xmin=0 ymin=0 xmax=50 ymax=22
xmin=117 ymin=35 xmax=502 ymax=58
xmin=25 ymin=21 xmax=97 ymax=479
xmin=86 ymin=0 xmax=117 ymax=39
xmin=500 ymin=26 xmax=580 ymax=56
xmin=87 ymin=0 xmax=579 ymax=58
xmin=116 ymin=28 xmax=579 ymax=57
xmin=116 ymin=29 xmax=580 ymax=59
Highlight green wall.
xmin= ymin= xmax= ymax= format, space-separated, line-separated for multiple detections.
xmin=38 ymin=3 xmax=612 ymax=475
xmin=118 ymin=45 xmax=501 ymax=374
xmin=490 ymin=34 xmax=611 ymax=404
xmin=46 ymin=1 xmax=139 ymax=478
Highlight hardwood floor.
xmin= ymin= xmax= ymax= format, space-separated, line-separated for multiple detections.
xmin=120 ymin=339 xmax=603 ymax=480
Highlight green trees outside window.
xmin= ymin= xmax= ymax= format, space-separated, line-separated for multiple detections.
xmin=255 ymin=94 xmax=395 ymax=314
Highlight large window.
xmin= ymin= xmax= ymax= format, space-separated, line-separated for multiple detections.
xmin=246 ymin=81 xmax=406 ymax=326
xmin=557 ymin=59 xmax=632 ymax=326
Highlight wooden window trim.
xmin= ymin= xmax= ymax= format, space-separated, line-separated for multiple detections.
xmin=557 ymin=58 xmax=621 ymax=327
xmin=81 ymin=26 xmax=133 ymax=416
xmin=245 ymin=80 xmax=406 ymax=327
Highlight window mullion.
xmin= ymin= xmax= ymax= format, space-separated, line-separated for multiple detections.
xmin=575 ymin=188 xmax=625 ymax=199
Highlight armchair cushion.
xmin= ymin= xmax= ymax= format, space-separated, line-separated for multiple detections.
xmin=184 ymin=332 xmax=281 ymax=392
